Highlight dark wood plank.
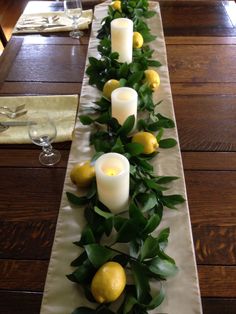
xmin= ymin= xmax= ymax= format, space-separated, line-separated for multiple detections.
xmin=193 ymin=225 xmax=236 ymax=265
xmin=182 ymin=152 xmax=236 ymax=171
xmin=0 ymin=291 xmax=42 ymax=314
xmin=185 ymin=170 xmax=236 ymax=225
xmin=160 ymin=1 xmax=236 ymax=36
xmin=198 ymin=265 xmax=236 ymax=298
xmin=0 ymin=149 xmax=69 ymax=167
xmin=0 ymin=82 xmax=82 ymax=95
xmin=167 ymin=45 xmax=236 ymax=83
xmin=0 ymin=38 xmax=23 ymax=83
xmin=0 ymin=220 xmax=55 ymax=259
xmin=0 ymin=260 xmax=48 ymax=291
xmin=202 ymin=297 xmax=236 ymax=314
xmin=173 ymin=95 xmax=236 ymax=151
xmin=0 ymin=168 xmax=66 ymax=220
xmin=6 ymin=44 xmax=88 ymax=82
xmin=172 ymin=82 xmax=236 ymax=96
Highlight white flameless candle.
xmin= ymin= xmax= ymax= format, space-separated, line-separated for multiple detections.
xmin=111 ymin=18 xmax=133 ymax=63
xmin=111 ymin=87 xmax=138 ymax=127
xmin=95 ymin=153 xmax=130 ymax=213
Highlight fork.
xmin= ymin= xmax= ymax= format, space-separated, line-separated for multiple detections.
xmin=0 ymin=104 xmax=25 ymax=113
xmin=0 ymin=110 xmax=28 ymax=119
xmin=21 ymin=15 xmax=59 ymax=25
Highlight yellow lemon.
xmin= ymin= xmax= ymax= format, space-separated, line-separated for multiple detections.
xmin=144 ymin=69 xmax=160 ymax=91
xmin=133 ymin=32 xmax=144 ymax=49
xmin=111 ymin=0 xmax=121 ymax=11
xmin=132 ymin=131 xmax=159 ymax=154
xmin=102 ymin=79 xmax=120 ymax=99
xmin=70 ymin=161 xmax=95 ymax=188
xmin=91 ymin=261 xmax=126 ymax=303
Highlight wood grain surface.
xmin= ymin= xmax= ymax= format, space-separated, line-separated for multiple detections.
xmin=0 ymin=1 xmax=235 ymax=313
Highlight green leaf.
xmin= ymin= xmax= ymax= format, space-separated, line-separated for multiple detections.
xmin=94 ymin=206 xmax=114 ymax=219
xmin=117 ymin=115 xmax=135 ymax=136
xmin=118 ymin=63 xmax=129 ymax=78
xmin=147 ymin=60 xmax=162 ymax=67
xmin=148 ymin=257 xmax=178 ymax=278
xmin=96 ymin=112 xmax=110 ymax=124
xmin=111 ymin=137 xmax=125 ymax=154
xmin=116 ymin=219 xmax=140 ymax=243
xmin=130 ymin=261 xmax=150 ymax=303
xmin=156 ymin=113 xmax=175 ymax=128
xmin=142 ymin=214 xmax=161 ymax=235
xmin=155 ymin=176 xmax=179 ymax=184
xmin=144 ymin=178 xmax=168 ymax=191
xmin=123 ymin=295 xmax=138 ymax=314
xmin=78 ymin=225 xmax=96 ymax=246
xmin=68 ymin=259 xmax=94 ymax=284
xmin=79 ymin=115 xmax=94 ymax=125
xmin=70 ymin=251 xmax=87 ymax=266
xmin=156 ymin=128 xmax=164 ymax=142
xmin=157 ymin=228 xmax=170 ymax=250
xmin=140 ymin=235 xmax=160 ymax=261
xmin=85 ymin=244 xmax=116 ymax=268
xmin=146 ymin=286 xmax=165 ymax=310
xmin=66 ymin=192 xmax=87 ymax=206
xmin=125 ymin=142 xmax=144 ymax=156
xmin=119 ymin=78 xmax=127 ymax=87
xmin=72 ymin=307 xmax=95 ymax=314
xmin=135 ymin=192 xmax=157 ymax=212
xmin=161 ymin=194 xmax=185 ymax=209
xmin=129 ymin=202 xmax=146 ymax=225
xmin=159 ymin=138 xmax=177 ymax=148
xmin=127 ymin=71 xmax=144 ymax=86
xmin=92 ymin=151 xmax=104 ymax=162
xmin=97 ymin=305 xmax=116 ymax=314
xmin=143 ymin=10 xmax=156 ymax=18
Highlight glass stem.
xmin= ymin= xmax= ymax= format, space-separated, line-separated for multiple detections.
xmin=72 ymin=17 xmax=77 ymax=31
xmin=43 ymin=144 xmax=53 ymax=155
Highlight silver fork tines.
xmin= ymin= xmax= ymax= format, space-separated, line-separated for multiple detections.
xmin=0 ymin=110 xmax=28 ymax=119
xmin=0 ymin=104 xmax=25 ymax=113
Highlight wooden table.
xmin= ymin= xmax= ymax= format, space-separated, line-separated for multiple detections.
xmin=0 ymin=1 xmax=235 ymax=313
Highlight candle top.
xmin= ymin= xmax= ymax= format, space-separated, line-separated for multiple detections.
xmin=103 ymin=167 xmax=121 ymax=176
xmin=111 ymin=18 xmax=133 ymax=29
xmin=117 ymin=91 xmax=133 ymax=101
xmin=112 ymin=87 xmax=138 ymax=102
xmin=95 ymin=153 xmax=130 ymax=179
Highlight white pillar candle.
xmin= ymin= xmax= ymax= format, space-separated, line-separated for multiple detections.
xmin=111 ymin=18 xmax=133 ymax=63
xmin=95 ymin=153 xmax=130 ymax=214
xmin=111 ymin=87 xmax=138 ymax=127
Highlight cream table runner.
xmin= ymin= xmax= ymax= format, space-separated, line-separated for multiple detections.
xmin=40 ymin=2 xmax=203 ymax=313
xmin=0 ymin=95 xmax=78 ymax=144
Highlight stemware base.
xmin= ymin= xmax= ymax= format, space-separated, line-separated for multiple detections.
xmin=39 ymin=149 xmax=61 ymax=166
xmin=69 ymin=30 xmax=84 ymax=38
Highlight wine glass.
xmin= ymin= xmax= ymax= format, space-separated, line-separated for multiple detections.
xmin=28 ymin=113 xmax=61 ymax=166
xmin=64 ymin=0 xmax=83 ymax=39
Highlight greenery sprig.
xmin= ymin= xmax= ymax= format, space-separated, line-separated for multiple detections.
xmin=66 ymin=1 xmax=185 ymax=313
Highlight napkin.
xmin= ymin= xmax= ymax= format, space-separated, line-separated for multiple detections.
xmin=13 ymin=10 xmax=93 ymax=33
xmin=0 ymin=95 xmax=78 ymax=144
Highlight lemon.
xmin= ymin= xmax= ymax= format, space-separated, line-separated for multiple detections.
xmin=132 ymin=131 xmax=159 ymax=154
xmin=111 ymin=0 xmax=121 ymax=11
xmin=133 ymin=32 xmax=144 ymax=49
xmin=91 ymin=261 xmax=126 ymax=303
xmin=144 ymin=69 xmax=160 ymax=91
xmin=70 ymin=161 xmax=95 ymax=188
xmin=102 ymin=79 xmax=120 ymax=99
